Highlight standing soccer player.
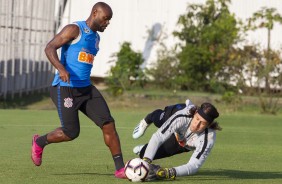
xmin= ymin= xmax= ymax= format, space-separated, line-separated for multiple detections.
xmin=31 ymin=2 xmax=126 ymax=178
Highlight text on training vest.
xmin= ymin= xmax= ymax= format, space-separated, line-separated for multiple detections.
xmin=78 ymin=51 xmax=94 ymax=64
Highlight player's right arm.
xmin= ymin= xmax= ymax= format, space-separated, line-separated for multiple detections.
xmin=45 ymin=24 xmax=79 ymax=83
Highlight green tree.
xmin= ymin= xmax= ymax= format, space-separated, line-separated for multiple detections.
xmin=245 ymin=7 xmax=282 ymax=114
xmin=107 ymin=42 xmax=145 ymax=95
xmin=217 ymin=44 xmax=263 ymax=96
xmin=147 ymin=43 xmax=180 ymax=89
xmin=247 ymin=7 xmax=282 ymax=93
xmin=230 ymin=44 xmax=282 ymax=114
xmin=257 ymin=49 xmax=282 ymax=114
xmin=173 ymin=0 xmax=240 ymax=91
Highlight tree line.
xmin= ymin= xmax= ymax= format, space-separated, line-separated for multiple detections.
xmin=107 ymin=0 xmax=282 ymax=114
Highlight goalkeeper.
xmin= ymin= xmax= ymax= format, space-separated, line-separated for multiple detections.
xmin=132 ymin=99 xmax=222 ymax=180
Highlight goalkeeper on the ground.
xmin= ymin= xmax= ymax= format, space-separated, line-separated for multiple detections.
xmin=132 ymin=99 xmax=222 ymax=180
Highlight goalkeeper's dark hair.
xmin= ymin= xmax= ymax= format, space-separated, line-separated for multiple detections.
xmin=193 ymin=102 xmax=222 ymax=131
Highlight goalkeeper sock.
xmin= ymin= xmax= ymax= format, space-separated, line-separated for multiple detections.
xmin=113 ymin=153 xmax=125 ymax=170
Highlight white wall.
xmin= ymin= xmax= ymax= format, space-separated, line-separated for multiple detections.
xmin=60 ymin=0 xmax=282 ymax=77
xmin=229 ymin=0 xmax=282 ymax=49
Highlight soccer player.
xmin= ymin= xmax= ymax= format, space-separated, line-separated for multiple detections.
xmin=31 ymin=2 xmax=126 ymax=179
xmin=132 ymin=99 xmax=221 ymax=180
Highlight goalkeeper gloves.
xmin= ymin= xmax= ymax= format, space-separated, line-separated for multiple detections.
xmin=142 ymin=157 xmax=157 ymax=181
xmin=145 ymin=164 xmax=161 ymax=181
xmin=156 ymin=167 xmax=176 ymax=180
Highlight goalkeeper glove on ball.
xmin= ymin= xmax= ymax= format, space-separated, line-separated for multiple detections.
xmin=156 ymin=167 xmax=176 ymax=180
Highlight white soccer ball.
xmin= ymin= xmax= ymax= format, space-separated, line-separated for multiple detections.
xmin=125 ymin=158 xmax=150 ymax=182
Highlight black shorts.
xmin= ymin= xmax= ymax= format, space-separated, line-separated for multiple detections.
xmin=139 ymin=135 xmax=189 ymax=160
xmin=50 ymin=85 xmax=114 ymax=130
xmin=145 ymin=103 xmax=186 ymax=128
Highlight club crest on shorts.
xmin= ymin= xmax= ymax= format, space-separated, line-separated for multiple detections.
xmin=64 ymin=97 xmax=73 ymax=108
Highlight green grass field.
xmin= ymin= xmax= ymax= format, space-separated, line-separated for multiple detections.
xmin=0 ymin=107 xmax=282 ymax=184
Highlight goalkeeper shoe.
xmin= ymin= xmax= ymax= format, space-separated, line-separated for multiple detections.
xmin=133 ymin=144 xmax=145 ymax=155
xmin=31 ymin=134 xmax=44 ymax=166
xmin=115 ymin=167 xmax=127 ymax=179
xmin=132 ymin=119 xmax=149 ymax=139
xmin=156 ymin=167 xmax=176 ymax=180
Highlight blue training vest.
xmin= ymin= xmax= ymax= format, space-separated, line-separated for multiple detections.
xmin=52 ymin=21 xmax=100 ymax=87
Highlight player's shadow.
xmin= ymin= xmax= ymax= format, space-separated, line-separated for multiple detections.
xmin=194 ymin=169 xmax=282 ymax=180
xmin=52 ymin=169 xmax=282 ymax=181
xmin=52 ymin=172 xmax=172 ymax=182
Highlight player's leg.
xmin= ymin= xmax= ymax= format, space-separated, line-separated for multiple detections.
xmin=132 ymin=104 xmax=186 ymax=139
xmin=31 ymin=86 xmax=80 ymax=166
xmin=163 ymin=104 xmax=186 ymax=120
xmin=80 ymin=86 xmax=125 ymax=178
xmin=134 ymin=134 xmax=188 ymax=160
xmin=102 ymin=122 xmax=126 ymax=178
xmin=132 ymin=109 xmax=164 ymax=139
xmin=46 ymin=86 xmax=81 ymax=142
xmin=145 ymin=109 xmax=165 ymax=128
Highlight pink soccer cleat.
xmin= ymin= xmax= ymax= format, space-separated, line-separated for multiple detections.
xmin=31 ymin=134 xmax=44 ymax=166
xmin=115 ymin=167 xmax=127 ymax=179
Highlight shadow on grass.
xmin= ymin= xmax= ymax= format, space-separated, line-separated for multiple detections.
xmin=52 ymin=169 xmax=282 ymax=180
xmin=195 ymin=169 xmax=282 ymax=180
xmin=52 ymin=172 xmax=112 ymax=176
xmin=52 ymin=172 xmax=172 ymax=182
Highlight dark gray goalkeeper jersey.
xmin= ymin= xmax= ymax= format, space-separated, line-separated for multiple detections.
xmin=143 ymin=108 xmax=216 ymax=176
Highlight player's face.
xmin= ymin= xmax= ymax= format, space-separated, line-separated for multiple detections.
xmin=93 ymin=8 xmax=112 ymax=32
xmin=190 ymin=113 xmax=209 ymax=133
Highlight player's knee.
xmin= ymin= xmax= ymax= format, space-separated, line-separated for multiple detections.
xmin=104 ymin=130 xmax=118 ymax=142
xmin=102 ymin=122 xmax=116 ymax=134
xmin=102 ymin=123 xmax=119 ymax=146
xmin=62 ymin=127 xmax=80 ymax=140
